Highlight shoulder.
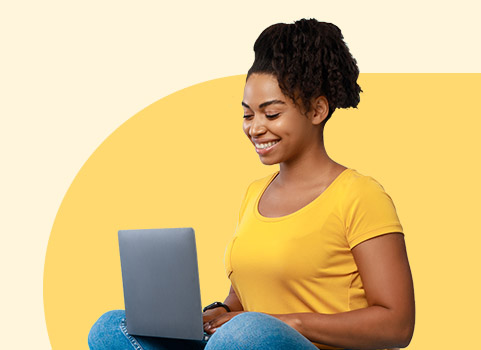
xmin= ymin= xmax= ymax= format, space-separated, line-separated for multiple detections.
xmin=341 ymin=169 xmax=392 ymax=202
xmin=245 ymin=171 xmax=279 ymax=195
xmin=340 ymin=169 xmax=403 ymax=248
xmin=237 ymin=172 xmax=279 ymax=219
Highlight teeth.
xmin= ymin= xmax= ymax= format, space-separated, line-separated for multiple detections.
xmin=256 ymin=140 xmax=279 ymax=149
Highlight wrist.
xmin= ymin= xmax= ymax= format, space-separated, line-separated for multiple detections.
xmin=210 ymin=307 xmax=228 ymax=317
xmin=273 ymin=313 xmax=303 ymax=333
xmin=203 ymin=301 xmax=231 ymax=313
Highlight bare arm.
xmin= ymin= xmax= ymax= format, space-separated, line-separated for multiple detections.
xmin=224 ymin=284 xmax=244 ymax=312
xmin=203 ymin=284 xmax=244 ymax=323
xmin=273 ymin=233 xmax=415 ymax=349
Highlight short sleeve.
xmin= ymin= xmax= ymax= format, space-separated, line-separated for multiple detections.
xmin=344 ymin=176 xmax=404 ymax=249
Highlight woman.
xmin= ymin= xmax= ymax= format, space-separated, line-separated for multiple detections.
xmin=89 ymin=18 xmax=415 ymax=350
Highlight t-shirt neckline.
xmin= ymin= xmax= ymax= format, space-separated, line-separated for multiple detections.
xmin=254 ymin=168 xmax=353 ymax=222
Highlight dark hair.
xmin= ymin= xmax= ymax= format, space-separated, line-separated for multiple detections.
xmin=247 ymin=18 xmax=361 ymax=123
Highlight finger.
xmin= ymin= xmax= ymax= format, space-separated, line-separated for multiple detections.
xmin=203 ymin=326 xmax=217 ymax=335
xmin=204 ymin=318 xmax=221 ymax=334
xmin=207 ymin=312 xmax=240 ymax=329
xmin=208 ymin=314 xmax=230 ymax=328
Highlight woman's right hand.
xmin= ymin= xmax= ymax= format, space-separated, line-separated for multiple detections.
xmin=202 ymin=307 xmax=228 ymax=324
xmin=203 ymin=285 xmax=243 ymax=325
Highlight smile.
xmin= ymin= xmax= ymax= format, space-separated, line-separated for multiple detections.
xmin=255 ymin=140 xmax=279 ymax=149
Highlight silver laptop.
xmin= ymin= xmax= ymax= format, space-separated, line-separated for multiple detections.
xmin=118 ymin=228 xmax=205 ymax=341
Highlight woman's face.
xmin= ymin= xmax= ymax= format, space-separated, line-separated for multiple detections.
xmin=242 ymin=73 xmax=321 ymax=166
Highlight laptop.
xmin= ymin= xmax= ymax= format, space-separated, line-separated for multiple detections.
xmin=118 ymin=227 xmax=208 ymax=341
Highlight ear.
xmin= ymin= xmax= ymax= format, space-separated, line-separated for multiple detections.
xmin=310 ymin=96 xmax=330 ymax=125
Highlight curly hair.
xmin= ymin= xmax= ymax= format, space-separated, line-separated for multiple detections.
xmin=247 ymin=18 xmax=361 ymax=123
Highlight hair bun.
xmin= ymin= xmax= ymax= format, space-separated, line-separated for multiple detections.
xmin=248 ymin=18 xmax=361 ymax=122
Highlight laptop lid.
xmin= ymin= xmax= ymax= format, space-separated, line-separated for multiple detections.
xmin=118 ymin=228 xmax=204 ymax=340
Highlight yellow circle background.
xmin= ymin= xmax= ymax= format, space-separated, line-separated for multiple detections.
xmin=44 ymin=74 xmax=481 ymax=349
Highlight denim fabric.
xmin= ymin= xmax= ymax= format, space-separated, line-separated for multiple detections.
xmin=204 ymin=312 xmax=319 ymax=350
xmin=88 ymin=310 xmax=207 ymax=350
xmin=88 ymin=310 xmax=320 ymax=350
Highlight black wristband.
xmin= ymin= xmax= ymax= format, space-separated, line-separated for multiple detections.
xmin=203 ymin=301 xmax=231 ymax=313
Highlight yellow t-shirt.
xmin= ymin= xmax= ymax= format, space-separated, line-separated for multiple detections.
xmin=224 ymin=168 xmax=403 ymax=349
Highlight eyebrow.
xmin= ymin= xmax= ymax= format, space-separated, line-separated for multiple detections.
xmin=242 ymin=99 xmax=286 ymax=110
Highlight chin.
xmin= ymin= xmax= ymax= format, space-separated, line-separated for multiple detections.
xmin=258 ymin=157 xmax=279 ymax=166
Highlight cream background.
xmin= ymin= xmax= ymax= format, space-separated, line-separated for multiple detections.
xmin=1 ymin=1 xmax=480 ymax=349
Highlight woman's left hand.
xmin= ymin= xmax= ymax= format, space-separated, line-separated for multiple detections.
xmin=203 ymin=311 xmax=303 ymax=336
xmin=270 ymin=313 xmax=303 ymax=333
xmin=203 ymin=311 xmax=245 ymax=334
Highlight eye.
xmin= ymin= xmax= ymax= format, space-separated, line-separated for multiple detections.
xmin=265 ymin=113 xmax=280 ymax=119
xmin=243 ymin=114 xmax=253 ymax=119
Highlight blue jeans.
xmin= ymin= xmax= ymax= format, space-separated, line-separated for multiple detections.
xmin=88 ymin=310 xmax=320 ymax=350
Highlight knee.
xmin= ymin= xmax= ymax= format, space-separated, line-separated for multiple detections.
xmin=227 ymin=312 xmax=279 ymax=329
xmin=206 ymin=312 xmax=289 ymax=349
xmin=88 ymin=310 xmax=126 ymax=349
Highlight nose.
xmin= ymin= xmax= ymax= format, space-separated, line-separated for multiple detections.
xmin=247 ymin=115 xmax=267 ymax=137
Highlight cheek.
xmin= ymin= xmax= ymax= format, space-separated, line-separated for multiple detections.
xmin=242 ymin=121 xmax=249 ymax=137
xmin=271 ymin=119 xmax=291 ymax=136
xmin=283 ymin=117 xmax=308 ymax=136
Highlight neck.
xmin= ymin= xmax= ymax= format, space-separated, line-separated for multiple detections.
xmin=278 ymin=154 xmax=334 ymax=185
xmin=277 ymin=135 xmax=339 ymax=187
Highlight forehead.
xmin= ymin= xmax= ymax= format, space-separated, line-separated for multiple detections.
xmin=243 ymin=74 xmax=287 ymax=107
